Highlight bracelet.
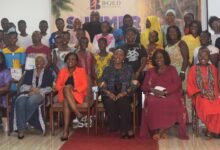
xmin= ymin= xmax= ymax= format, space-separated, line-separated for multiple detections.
xmin=180 ymin=71 xmax=185 ymax=74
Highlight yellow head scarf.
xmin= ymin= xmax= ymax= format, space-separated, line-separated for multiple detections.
xmin=141 ymin=16 xmax=163 ymax=48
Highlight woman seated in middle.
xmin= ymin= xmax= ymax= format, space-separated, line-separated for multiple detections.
xmin=139 ymin=50 xmax=188 ymax=140
xmin=14 ymin=55 xmax=53 ymax=139
xmin=56 ymin=52 xmax=88 ymax=141
xmin=99 ymin=48 xmax=138 ymax=139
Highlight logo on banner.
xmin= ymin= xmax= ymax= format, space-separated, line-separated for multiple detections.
xmin=90 ymin=0 xmax=122 ymax=9
xmin=90 ymin=0 xmax=101 ymax=10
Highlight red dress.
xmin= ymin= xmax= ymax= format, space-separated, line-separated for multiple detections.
xmin=187 ymin=65 xmax=220 ymax=133
xmin=140 ymin=66 xmax=188 ymax=139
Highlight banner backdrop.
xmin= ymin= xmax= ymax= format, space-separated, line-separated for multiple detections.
xmin=51 ymin=0 xmax=200 ymax=32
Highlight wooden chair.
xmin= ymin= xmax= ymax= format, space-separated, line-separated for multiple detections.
xmin=49 ymin=91 xmax=94 ymax=135
xmin=95 ymin=92 xmax=137 ymax=135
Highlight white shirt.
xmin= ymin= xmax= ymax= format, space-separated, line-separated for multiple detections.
xmin=41 ymin=34 xmax=50 ymax=47
xmin=193 ymin=45 xmax=219 ymax=64
xmin=17 ymin=34 xmax=32 ymax=49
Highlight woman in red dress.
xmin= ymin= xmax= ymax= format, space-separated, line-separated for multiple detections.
xmin=140 ymin=50 xmax=188 ymax=140
xmin=187 ymin=47 xmax=220 ymax=137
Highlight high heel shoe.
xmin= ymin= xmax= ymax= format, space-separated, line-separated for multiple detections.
xmin=60 ymin=136 xmax=68 ymax=141
xmin=60 ymin=132 xmax=69 ymax=141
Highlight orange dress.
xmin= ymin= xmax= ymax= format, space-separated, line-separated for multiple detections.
xmin=187 ymin=65 xmax=220 ymax=133
xmin=56 ymin=67 xmax=88 ymax=104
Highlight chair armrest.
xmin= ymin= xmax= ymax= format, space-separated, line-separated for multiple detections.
xmin=50 ymin=90 xmax=58 ymax=105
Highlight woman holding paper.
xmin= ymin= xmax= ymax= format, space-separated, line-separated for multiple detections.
xmin=140 ymin=50 xmax=188 ymax=140
xmin=13 ymin=55 xmax=53 ymax=139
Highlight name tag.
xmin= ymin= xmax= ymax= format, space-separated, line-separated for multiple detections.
xmin=11 ymin=68 xmax=22 ymax=81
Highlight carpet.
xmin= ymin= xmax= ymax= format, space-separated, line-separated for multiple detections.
xmin=60 ymin=129 xmax=159 ymax=150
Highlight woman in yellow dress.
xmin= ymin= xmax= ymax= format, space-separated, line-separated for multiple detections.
xmin=182 ymin=20 xmax=202 ymax=65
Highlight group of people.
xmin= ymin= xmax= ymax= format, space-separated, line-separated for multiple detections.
xmin=0 ymin=9 xmax=220 ymax=142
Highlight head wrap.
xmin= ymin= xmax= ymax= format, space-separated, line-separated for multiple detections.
xmin=165 ymin=9 xmax=176 ymax=17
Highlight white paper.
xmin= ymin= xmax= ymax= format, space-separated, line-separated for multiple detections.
xmin=11 ymin=68 xmax=22 ymax=81
xmin=25 ymin=56 xmax=35 ymax=70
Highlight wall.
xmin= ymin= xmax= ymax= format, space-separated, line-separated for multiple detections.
xmin=0 ymin=0 xmax=219 ymax=34
xmin=0 ymin=0 xmax=51 ymax=34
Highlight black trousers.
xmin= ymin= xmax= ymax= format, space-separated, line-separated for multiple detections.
xmin=102 ymin=96 xmax=132 ymax=133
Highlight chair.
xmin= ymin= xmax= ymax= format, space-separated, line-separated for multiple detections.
xmin=191 ymin=95 xmax=199 ymax=137
xmin=95 ymin=92 xmax=137 ymax=135
xmin=49 ymin=90 xmax=94 ymax=135
xmin=6 ymin=91 xmax=50 ymax=136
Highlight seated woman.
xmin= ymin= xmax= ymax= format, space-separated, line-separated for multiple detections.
xmin=99 ymin=48 xmax=138 ymax=139
xmin=56 ymin=52 xmax=88 ymax=141
xmin=187 ymin=47 xmax=220 ymax=138
xmin=139 ymin=50 xmax=188 ymax=140
xmin=13 ymin=55 xmax=53 ymax=139
xmin=0 ymin=52 xmax=12 ymax=132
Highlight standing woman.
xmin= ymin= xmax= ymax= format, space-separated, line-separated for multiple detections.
xmin=141 ymin=16 xmax=163 ymax=49
xmin=56 ymin=52 xmax=88 ymax=141
xmin=166 ymin=25 xmax=189 ymax=81
xmin=182 ymin=20 xmax=202 ymax=65
xmin=99 ymin=48 xmax=138 ymax=138
xmin=161 ymin=9 xmax=183 ymax=46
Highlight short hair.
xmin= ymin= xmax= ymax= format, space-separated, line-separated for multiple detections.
xmin=98 ymin=37 xmax=107 ymax=44
xmin=114 ymin=48 xmax=127 ymax=56
xmin=152 ymin=49 xmax=171 ymax=67
xmin=79 ymin=36 xmax=89 ymax=43
xmin=101 ymin=21 xmax=113 ymax=33
xmin=200 ymin=30 xmax=211 ymax=37
xmin=123 ymin=14 xmax=132 ymax=20
xmin=64 ymin=52 xmax=78 ymax=63
xmin=55 ymin=18 xmax=64 ymax=24
xmin=208 ymin=16 xmax=219 ymax=29
xmin=0 ymin=52 xmax=7 ymax=71
xmin=189 ymin=20 xmax=202 ymax=35
xmin=125 ymin=27 xmax=137 ymax=34
xmin=39 ymin=20 xmax=48 ymax=24
xmin=18 ymin=20 xmax=26 ymax=25
xmin=166 ymin=25 xmax=181 ymax=44
xmin=7 ymin=31 xmax=17 ymax=37
xmin=198 ymin=46 xmax=210 ymax=56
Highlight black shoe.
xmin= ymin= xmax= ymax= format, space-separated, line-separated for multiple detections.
xmin=128 ymin=134 xmax=135 ymax=139
xmin=17 ymin=134 xmax=24 ymax=139
xmin=60 ymin=136 xmax=68 ymax=141
xmin=120 ymin=133 xmax=128 ymax=139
